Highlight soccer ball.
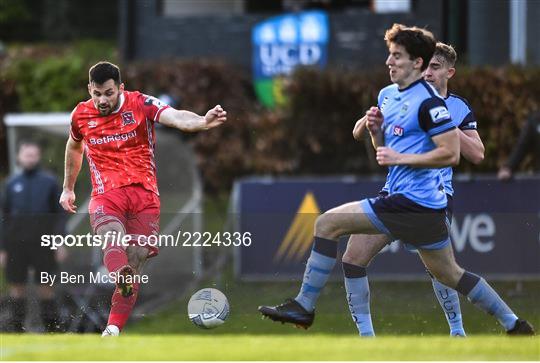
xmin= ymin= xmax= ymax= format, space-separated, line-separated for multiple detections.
xmin=188 ymin=288 xmax=229 ymax=329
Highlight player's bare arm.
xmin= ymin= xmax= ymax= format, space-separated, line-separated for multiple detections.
xmin=352 ymin=115 xmax=367 ymax=141
xmin=458 ymin=129 xmax=484 ymax=164
xmin=366 ymin=107 xmax=384 ymax=148
xmin=158 ymin=105 xmax=227 ymax=132
xmin=60 ymin=135 xmax=83 ymax=213
xmin=376 ymin=128 xmax=460 ymax=167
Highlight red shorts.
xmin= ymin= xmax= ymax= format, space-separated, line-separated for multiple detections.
xmin=89 ymin=184 xmax=160 ymax=258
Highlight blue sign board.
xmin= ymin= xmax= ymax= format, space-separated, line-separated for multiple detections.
xmin=252 ymin=11 xmax=329 ymax=107
xmin=234 ymin=177 xmax=540 ymax=280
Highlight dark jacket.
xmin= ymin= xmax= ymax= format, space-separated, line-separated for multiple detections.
xmin=0 ymin=168 xmax=65 ymax=248
xmin=506 ymin=112 xmax=540 ymax=171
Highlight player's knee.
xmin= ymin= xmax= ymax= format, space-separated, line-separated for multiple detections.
xmin=96 ymin=221 xmax=124 ymax=236
xmin=341 ymin=251 xmax=367 ymax=266
xmin=315 ymin=213 xmax=339 ymax=239
xmin=429 ymin=265 xmax=463 ymax=288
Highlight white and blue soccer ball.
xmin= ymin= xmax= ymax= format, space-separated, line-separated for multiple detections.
xmin=188 ymin=288 xmax=229 ymax=329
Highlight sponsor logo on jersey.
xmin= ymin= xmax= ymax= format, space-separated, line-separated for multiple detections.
xmin=88 ymin=120 xmax=98 ymax=128
xmin=89 ymin=130 xmax=137 ymax=145
xmin=429 ymin=106 xmax=450 ymax=123
xmin=393 ymin=125 xmax=404 ymax=136
xmin=121 ymin=111 xmax=136 ymax=126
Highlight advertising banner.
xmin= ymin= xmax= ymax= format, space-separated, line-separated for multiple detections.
xmin=234 ymin=177 xmax=540 ymax=280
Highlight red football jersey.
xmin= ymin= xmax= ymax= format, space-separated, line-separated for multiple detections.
xmin=70 ymin=91 xmax=170 ymax=196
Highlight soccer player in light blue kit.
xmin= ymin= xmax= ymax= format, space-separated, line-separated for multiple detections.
xmin=259 ymin=24 xmax=534 ymax=336
xmin=361 ymin=42 xmax=486 ymax=336
xmin=417 ymin=42 xmax=485 ymax=336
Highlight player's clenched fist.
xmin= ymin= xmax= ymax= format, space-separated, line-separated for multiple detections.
xmin=366 ymin=106 xmax=384 ymax=134
xmin=204 ymin=105 xmax=227 ymax=129
xmin=376 ymin=146 xmax=401 ymax=166
xmin=59 ymin=189 xmax=77 ymax=213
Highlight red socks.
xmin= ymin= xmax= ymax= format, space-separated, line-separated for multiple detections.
xmin=102 ymin=237 xmax=137 ymax=331
xmin=107 ymin=282 xmax=140 ymax=330
xmin=103 ymin=245 xmax=128 ymax=274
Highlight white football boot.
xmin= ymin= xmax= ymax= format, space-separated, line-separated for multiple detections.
xmin=101 ymin=324 xmax=120 ymax=337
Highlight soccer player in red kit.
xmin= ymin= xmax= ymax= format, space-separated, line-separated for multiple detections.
xmin=59 ymin=61 xmax=226 ymax=336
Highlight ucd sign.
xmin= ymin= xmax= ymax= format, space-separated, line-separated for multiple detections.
xmin=233 ymin=177 xmax=540 ymax=280
xmin=252 ymin=11 xmax=329 ymax=107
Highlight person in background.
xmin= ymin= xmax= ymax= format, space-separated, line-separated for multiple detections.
xmin=498 ymin=112 xmax=540 ymax=180
xmin=0 ymin=141 xmax=66 ymax=332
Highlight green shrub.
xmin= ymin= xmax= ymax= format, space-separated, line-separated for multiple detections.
xmin=2 ymin=47 xmax=538 ymax=192
xmin=3 ymin=40 xmax=117 ymax=112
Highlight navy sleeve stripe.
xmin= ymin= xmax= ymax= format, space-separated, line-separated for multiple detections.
xmin=458 ymin=112 xmax=477 ymax=130
xmin=418 ymin=97 xmax=452 ymax=133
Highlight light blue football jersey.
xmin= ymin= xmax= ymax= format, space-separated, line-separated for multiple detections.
xmin=377 ymin=79 xmax=455 ymax=209
xmin=440 ymin=93 xmax=477 ymax=196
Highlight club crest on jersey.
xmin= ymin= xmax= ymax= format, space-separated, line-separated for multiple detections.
xmin=88 ymin=120 xmax=97 ymax=128
xmin=399 ymin=102 xmax=409 ymax=117
xmin=121 ymin=111 xmax=135 ymax=126
xmin=94 ymin=205 xmax=105 ymax=216
xmin=393 ymin=125 xmax=404 ymax=136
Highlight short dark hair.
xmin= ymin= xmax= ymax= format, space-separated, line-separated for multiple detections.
xmin=434 ymin=42 xmax=457 ymax=67
xmin=384 ymin=24 xmax=436 ymax=71
xmin=89 ymin=61 xmax=121 ymax=85
xmin=18 ymin=139 xmax=41 ymax=152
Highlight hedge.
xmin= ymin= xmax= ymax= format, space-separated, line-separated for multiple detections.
xmin=1 ymin=50 xmax=538 ymax=192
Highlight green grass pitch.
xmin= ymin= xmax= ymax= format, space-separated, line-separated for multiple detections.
xmin=1 ymin=334 xmax=539 ymax=360
xmin=1 ymin=280 xmax=538 ymax=360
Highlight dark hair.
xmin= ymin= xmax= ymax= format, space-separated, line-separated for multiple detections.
xmin=434 ymin=42 xmax=457 ymax=67
xmin=384 ymin=24 xmax=436 ymax=71
xmin=89 ymin=61 xmax=121 ymax=85
xmin=18 ymin=139 xmax=41 ymax=152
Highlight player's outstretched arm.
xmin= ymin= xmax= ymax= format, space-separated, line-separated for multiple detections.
xmin=60 ymin=136 xmax=83 ymax=213
xmin=158 ymin=105 xmax=227 ymax=132
xmin=459 ymin=129 xmax=484 ymax=164
xmin=376 ymin=129 xmax=460 ymax=168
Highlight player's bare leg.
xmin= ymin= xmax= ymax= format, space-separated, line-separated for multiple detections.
xmin=259 ymin=202 xmax=382 ymax=329
xmin=343 ymin=234 xmax=389 ymax=267
xmin=418 ymin=245 xmax=535 ymax=335
xmin=315 ymin=201 xmax=381 ymax=240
